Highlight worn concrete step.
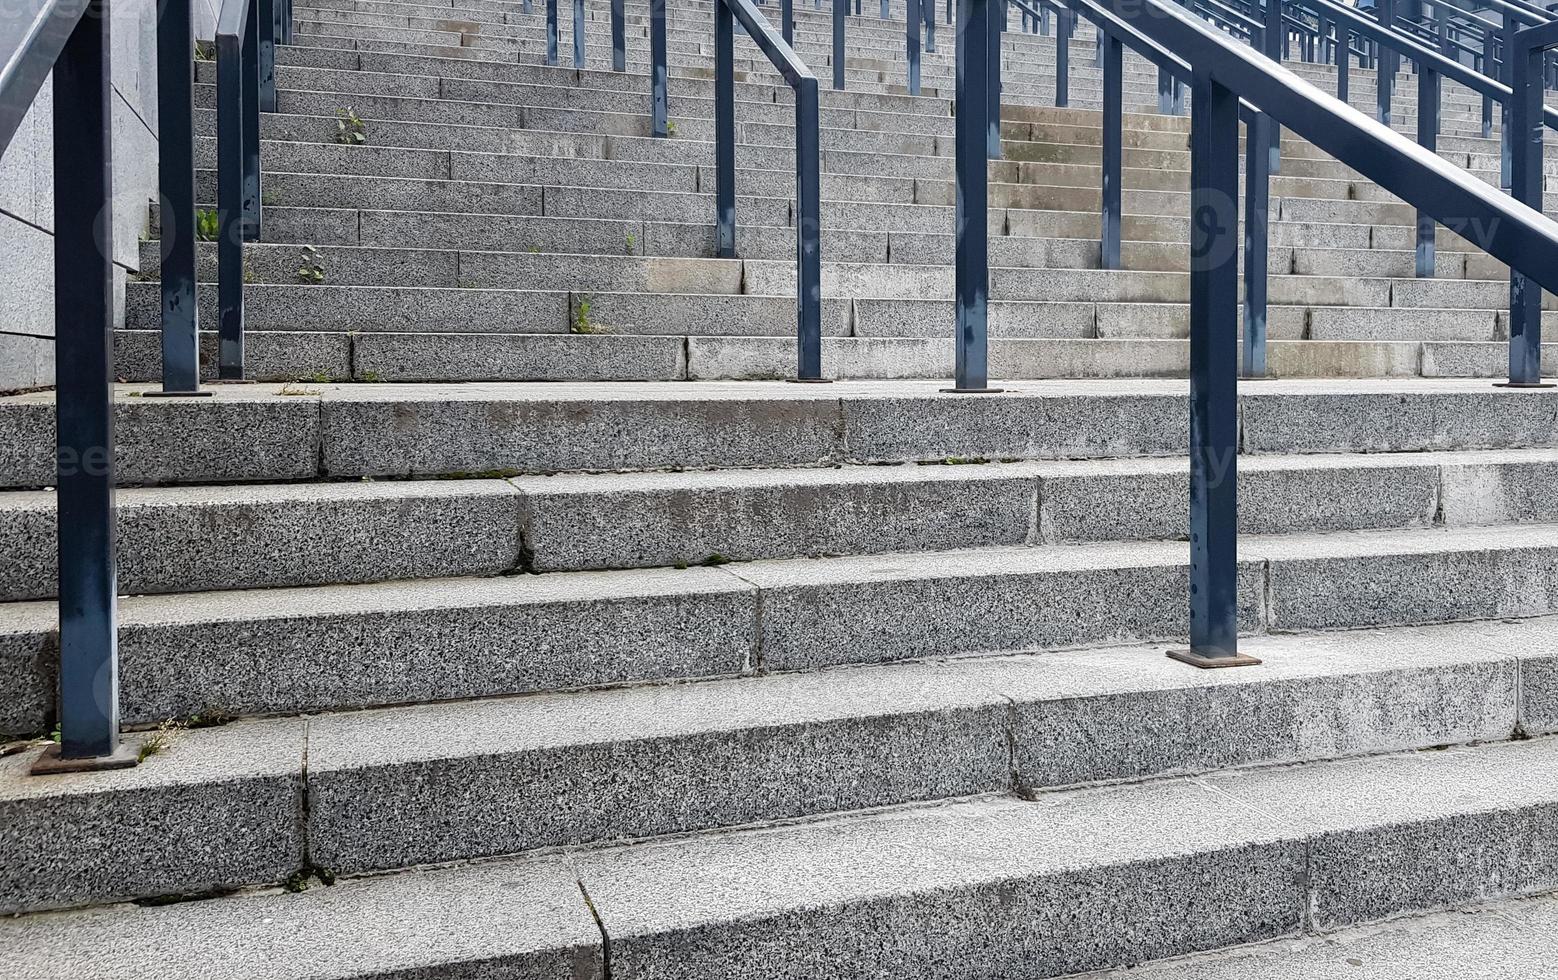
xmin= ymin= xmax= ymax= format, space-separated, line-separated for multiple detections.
xmin=109 ymin=328 xmax=1550 ymax=384
xmin=10 ymin=520 xmax=1558 ymax=733
xmin=7 ymin=379 xmax=1558 ymax=488
xmin=9 ymin=723 xmax=1558 ymax=974
xmin=11 ymin=447 xmax=1558 ymax=598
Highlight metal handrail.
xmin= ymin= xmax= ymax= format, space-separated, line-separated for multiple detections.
xmin=954 ymin=0 xmax=1558 ymax=663
xmin=716 ymin=0 xmax=824 ymax=379
xmin=0 ymin=0 xmax=124 ymax=767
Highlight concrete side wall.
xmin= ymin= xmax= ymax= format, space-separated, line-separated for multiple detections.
xmin=0 ymin=0 xmax=220 ymax=392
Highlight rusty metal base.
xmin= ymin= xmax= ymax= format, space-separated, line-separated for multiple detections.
xmin=1166 ymin=648 xmax=1264 ymax=669
xmin=30 ymin=742 xmax=140 ymax=776
xmin=939 ymin=387 xmax=1006 ymax=394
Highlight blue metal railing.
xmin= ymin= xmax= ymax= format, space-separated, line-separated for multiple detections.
xmin=0 ymin=0 xmax=123 ymax=769
xmin=156 ymin=0 xmax=204 ymax=396
xmin=715 ymin=0 xmax=825 ymax=379
xmin=954 ymin=0 xmax=1558 ymax=664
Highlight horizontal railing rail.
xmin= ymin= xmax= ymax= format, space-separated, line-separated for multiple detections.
xmin=0 ymin=0 xmax=124 ymax=769
xmin=716 ymin=0 xmax=824 ymax=379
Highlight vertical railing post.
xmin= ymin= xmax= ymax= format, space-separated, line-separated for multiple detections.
xmin=908 ymin=0 xmax=922 ymax=94
xmin=651 ymin=0 xmax=669 ymax=135
xmin=1338 ymin=26 xmax=1349 ymax=102
xmin=1055 ymin=7 xmax=1071 ymax=107
xmin=258 ymin=0 xmax=275 ymax=112
xmin=1171 ymin=69 xmax=1255 ymax=669
xmin=547 ymin=0 xmax=559 ymax=65
xmin=1101 ymin=29 xmax=1122 ymax=269
xmin=612 ymin=0 xmax=626 ymax=70
xmin=1415 ymin=63 xmax=1438 ymax=278
xmin=715 ymin=0 xmax=737 ymax=257
xmin=987 ymin=0 xmax=1002 ymax=158
xmin=1375 ymin=0 xmax=1394 ymax=125
xmin=782 ymin=0 xmax=794 ymax=43
xmin=953 ymin=0 xmax=998 ymax=392
xmin=42 ymin=0 xmax=132 ymax=771
xmin=1261 ymin=0 xmax=1281 ymax=170
xmin=1242 ymin=111 xmax=1270 ymax=379
xmin=155 ymin=0 xmax=202 ymax=395
xmin=1507 ymin=27 xmax=1550 ymax=387
xmin=243 ymin=0 xmax=261 ymax=242
xmin=925 ymin=0 xmax=936 ymax=52
xmin=882 ymin=0 xmax=890 ymax=16
xmin=1501 ymin=17 xmax=1512 ymax=189
xmin=796 ymin=76 xmax=823 ymax=381
xmin=573 ymin=0 xmax=585 ymax=68
xmin=217 ymin=19 xmax=246 ymax=378
xmin=834 ymin=0 xmax=846 ymax=89
xmin=1483 ymin=28 xmax=1496 ymax=138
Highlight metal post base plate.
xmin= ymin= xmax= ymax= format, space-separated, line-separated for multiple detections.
xmin=786 ymin=378 xmax=833 ymax=384
xmin=30 ymin=742 xmax=140 ymax=776
xmin=142 ymin=390 xmax=215 ymax=398
xmin=1165 ymin=648 xmax=1263 ymax=669
xmin=1494 ymin=382 xmax=1557 ymax=389
xmin=939 ymin=387 xmax=1006 ymax=394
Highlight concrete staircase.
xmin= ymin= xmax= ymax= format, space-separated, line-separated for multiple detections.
xmin=7 ymin=2 xmax=1558 ymax=977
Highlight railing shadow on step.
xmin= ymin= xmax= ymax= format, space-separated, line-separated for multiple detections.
xmin=715 ymin=0 xmax=825 ymax=379
xmin=951 ymin=0 xmax=1558 ymax=666
xmin=0 ymin=0 xmax=124 ymax=770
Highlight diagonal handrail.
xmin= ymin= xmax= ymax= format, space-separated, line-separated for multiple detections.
xmin=715 ymin=0 xmax=825 ymax=380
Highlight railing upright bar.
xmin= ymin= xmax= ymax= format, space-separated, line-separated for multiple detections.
xmin=217 ymin=7 xmax=247 ymax=378
xmin=1101 ymin=29 xmax=1122 ymax=268
xmin=782 ymin=0 xmax=793 ymax=42
xmin=283 ymin=0 xmax=293 ymax=43
xmin=1338 ymin=25 xmax=1349 ymax=101
xmin=573 ymin=0 xmax=585 ymax=68
xmin=883 ymin=0 xmax=890 ymax=15
xmin=795 ymin=76 xmax=823 ymax=380
xmin=1484 ymin=28 xmax=1497 ymax=137
xmin=155 ymin=0 xmax=202 ymax=394
xmin=926 ymin=0 xmax=936 ymax=52
xmin=1262 ymin=0 xmax=1280 ymax=169
xmin=1506 ymin=20 xmax=1558 ymax=386
xmin=1242 ymin=111 xmax=1270 ymax=377
xmin=715 ymin=0 xmax=736 ymax=256
xmin=259 ymin=0 xmax=275 ymax=111
xmin=834 ymin=0 xmax=846 ymax=88
xmin=909 ymin=0 xmax=922 ymax=94
xmin=1177 ymin=67 xmax=1252 ymax=667
xmin=988 ymin=0 xmax=1003 ymax=156
xmin=1055 ymin=7 xmax=1071 ymax=105
xmin=1376 ymin=0 xmax=1394 ymax=124
xmin=612 ymin=0 xmax=626 ymax=70
xmin=45 ymin=0 xmax=127 ymax=770
xmin=1415 ymin=62 xmax=1437 ymax=277
xmin=652 ymin=0 xmax=669 ymax=134
xmin=243 ymin=0 xmax=261 ymax=243
xmin=954 ymin=0 xmax=996 ymax=391
xmin=547 ymin=0 xmax=559 ymax=65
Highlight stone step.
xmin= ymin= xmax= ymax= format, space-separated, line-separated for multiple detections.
xmin=7 ymin=716 xmax=1558 ymax=974
xmin=10 ymin=519 xmax=1558 ymax=734
xmin=109 ymin=327 xmax=1552 ymax=384
xmin=8 ymin=447 xmax=1558 ymax=599
xmin=6 ymin=380 xmax=1558 ymax=488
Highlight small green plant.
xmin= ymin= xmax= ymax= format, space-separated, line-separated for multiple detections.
xmin=261 ymin=188 xmax=281 ymax=207
xmin=665 ymin=119 xmax=678 ymax=136
xmin=49 ymin=725 xmax=60 ymax=744
xmin=296 ymin=244 xmax=326 ymax=284
xmin=243 ymin=258 xmax=256 ymax=285
xmin=334 ymin=107 xmax=367 ymax=146
xmin=194 ymin=40 xmax=217 ymax=61
xmin=137 ymin=720 xmax=184 ymax=763
xmin=571 ymin=295 xmax=601 ymax=334
xmin=284 ymin=866 xmax=338 ymax=893
xmin=624 ymin=232 xmax=637 ymax=255
xmin=195 ymin=208 xmax=219 ymax=242
xmin=357 ymin=370 xmax=384 ymax=383
xmin=702 ymin=553 xmax=732 ymax=567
